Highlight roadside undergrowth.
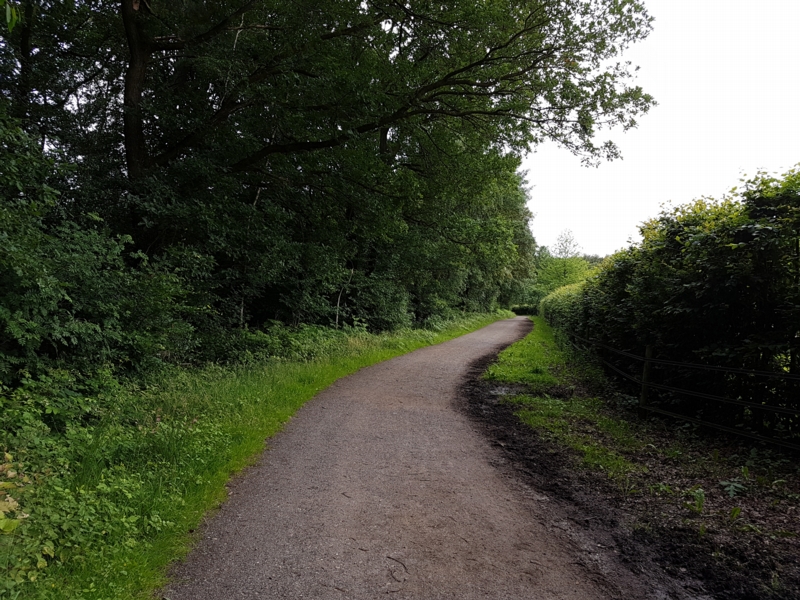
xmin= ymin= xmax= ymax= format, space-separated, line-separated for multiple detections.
xmin=0 ymin=311 xmax=511 ymax=599
xmin=485 ymin=316 xmax=641 ymax=481
xmin=485 ymin=316 xmax=800 ymax=599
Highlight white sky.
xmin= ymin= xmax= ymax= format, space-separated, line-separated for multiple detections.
xmin=522 ymin=0 xmax=800 ymax=257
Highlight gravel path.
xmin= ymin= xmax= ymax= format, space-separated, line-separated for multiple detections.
xmin=164 ymin=318 xmax=638 ymax=599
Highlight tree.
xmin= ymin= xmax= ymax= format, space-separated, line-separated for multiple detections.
xmin=581 ymin=253 xmax=605 ymax=267
xmin=514 ymin=231 xmax=594 ymax=311
xmin=552 ymin=229 xmax=582 ymax=259
xmin=0 ymin=0 xmax=654 ymax=356
xmin=2 ymin=1 xmax=653 ymax=175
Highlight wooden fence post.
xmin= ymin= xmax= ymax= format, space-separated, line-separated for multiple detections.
xmin=640 ymin=345 xmax=653 ymax=411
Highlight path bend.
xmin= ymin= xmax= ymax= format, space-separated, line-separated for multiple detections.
xmin=165 ymin=317 xmax=620 ymax=599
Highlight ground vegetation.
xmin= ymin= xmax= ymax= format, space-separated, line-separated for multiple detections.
xmin=0 ymin=312 xmax=508 ymax=598
xmin=470 ymin=317 xmax=800 ymax=599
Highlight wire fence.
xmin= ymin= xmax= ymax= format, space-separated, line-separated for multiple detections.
xmin=564 ymin=331 xmax=800 ymax=452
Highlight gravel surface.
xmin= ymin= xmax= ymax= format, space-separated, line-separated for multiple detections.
xmin=163 ymin=318 xmax=665 ymax=599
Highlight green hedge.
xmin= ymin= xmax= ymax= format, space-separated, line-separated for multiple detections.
xmin=538 ymin=282 xmax=585 ymax=333
xmin=540 ymin=167 xmax=800 ymax=438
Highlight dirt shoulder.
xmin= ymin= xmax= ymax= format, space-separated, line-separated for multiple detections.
xmin=459 ymin=344 xmax=800 ymax=600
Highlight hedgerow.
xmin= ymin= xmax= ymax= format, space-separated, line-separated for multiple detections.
xmin=540 ymin=167 xmax=800 ymax=439
xmin=538 ymin=282 xmax=585 ymax=333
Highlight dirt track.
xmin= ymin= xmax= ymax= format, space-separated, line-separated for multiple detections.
xmin=164 ymin=318 xmax=688 ymax=599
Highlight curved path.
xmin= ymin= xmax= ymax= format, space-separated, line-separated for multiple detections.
xmin=165 ymin=318 xmax=629 ymax=599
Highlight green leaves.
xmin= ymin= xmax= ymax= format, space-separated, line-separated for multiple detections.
xmin=684 ymin=487 xmax=706 ymax=515
xmin=720 ymin=478 xmax=747 ymax=499
xmin=542 ymin=166 xmax=800 ymax=438
xmin=539 ymin=282 xmax=586 ymax=332
xmin=1 ymin=0 xmax=19 ymax=32
xmin=0 ymin=0 xmax=653 ymax=353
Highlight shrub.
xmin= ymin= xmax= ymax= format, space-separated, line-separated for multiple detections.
xmin=539 ymin=282 xmax=586 ymax=333
xmin=0 ymin=115 xmax=198 ymax=385
xmin=554 ymin=167 xmax=800 ymax=437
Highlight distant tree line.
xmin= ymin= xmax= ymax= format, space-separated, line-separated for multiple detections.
xmin=512 ymin=229 xmax=600 ymax=313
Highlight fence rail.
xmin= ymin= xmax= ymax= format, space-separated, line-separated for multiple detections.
xmin=564 ymin=331 xmax=800 ymax=452
xmin=576 ymin=334 xmax=800 ymax=380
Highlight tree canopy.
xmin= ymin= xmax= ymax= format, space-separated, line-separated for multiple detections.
xmin=0 ymin=0 xmax=654 ymax=378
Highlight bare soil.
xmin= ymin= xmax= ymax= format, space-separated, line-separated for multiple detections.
xmin=163 ymin=318 xmax=706 ymax=599
xmin=459 ymin=346 xmax=800 ymax=600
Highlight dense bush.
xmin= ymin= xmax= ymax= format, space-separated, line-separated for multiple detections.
xmin=538 ymin=282 xmax=585 ymax=333
xmin=541 ymin=168 xmax=800 ymax=437
xmin=0 ymin=115 xmax=197 ymax=386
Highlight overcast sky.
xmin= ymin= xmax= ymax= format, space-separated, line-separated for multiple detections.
xmin=522 ymin=0 xmax=800 ymax=257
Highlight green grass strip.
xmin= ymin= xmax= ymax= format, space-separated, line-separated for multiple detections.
xmin=3 ymin=313 xmax=509 ymax=600
xmin=484 ymin=316 xmax=562 ymax=392
xmin=486 ymin=317 xmax=643 ymax=480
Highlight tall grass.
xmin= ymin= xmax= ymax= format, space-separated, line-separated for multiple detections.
xmin=1 ymin=313 xmax=509 ymax=599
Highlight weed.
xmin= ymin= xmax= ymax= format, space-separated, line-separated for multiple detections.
xmin=770 ymin=571 xmax=782 ymax=592
xmin=649 ymin=483 xmax=674 ymax=496
xmin=665 ymin=448 xmax=683 ymax=460
xmin=684 ymin=487 xmax=706 ymax=514
xmin=720 ymin=478 xmax=747 ymax=498
xmin=619 ymin=476 xmax=640 ymax=497
xmin=729 ymin=506 xmax=742 ymax=523
xmin=738 ymin=522 xmax=763 ymax=534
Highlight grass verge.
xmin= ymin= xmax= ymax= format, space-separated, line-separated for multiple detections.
xmin=485 ymin=316 xmax=800 ymax=599
xmin=485 ymin=316 xmax=641 ymax=480
xmin=1 ymin=311 xmax=510 ymax=599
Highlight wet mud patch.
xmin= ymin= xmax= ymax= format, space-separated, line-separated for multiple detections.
xmin=458 ymin=354 xmax=800 ymax=600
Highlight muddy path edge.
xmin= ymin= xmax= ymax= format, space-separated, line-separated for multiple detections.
xmin=457 ymin=329 xmax=713 ymax=600
xmin=161 ymin=317 xmax=694 ymax=599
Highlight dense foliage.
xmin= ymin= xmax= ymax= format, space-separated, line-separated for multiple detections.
xmin=540 ymin=168 xmax=800 ymax=439
xmin=513 ymin=231 xmax=596 ymax=313
xmin=0 ymin=2 xmax=654 ymax=594
xmin=538 ymin=281 xmax=584 ymax=329
xmin=0 ymin=0 xmax=653 ymax=382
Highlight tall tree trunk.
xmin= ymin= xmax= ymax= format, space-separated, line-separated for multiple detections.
xmin=121 ymin=0 xmax=150 ymax=179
